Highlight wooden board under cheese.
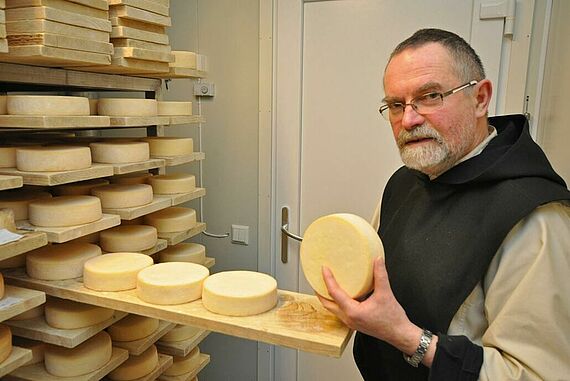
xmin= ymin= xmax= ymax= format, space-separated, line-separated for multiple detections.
xmin=6 ymin=7 xmax=112 ymax=32
xmin=113 ymin=47 xmax=173 ymax=63
xmin=111 ymin=26 xmax=168 ymax=44
xmin=108 ymin=0 xmax=169 ymax=17
xmin=74 ymin=57 xmax=169 ymax=75
xmin=5 ymin=0 xmax=108 ymax=20
xmin=111 ymin=37 xmax=171 ymax=53
xmin=110 ymin=5 xmax=171 ymax=27
xmin=110 ymin=16 xmax=166 ymax=34
xmin=0 ymin=45 xmax=111 ymax=67
xmin=5 ymin=20 xmax=110 ymax=42
xmin=7 ymin=33 xmax=113 ymax=55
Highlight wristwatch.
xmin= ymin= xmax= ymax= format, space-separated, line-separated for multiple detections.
xmin=403 ymin=329 xmax=433 ymax=367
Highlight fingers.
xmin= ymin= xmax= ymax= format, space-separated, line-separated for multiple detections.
xmin=373 ymin=256 xmax=391 ymax=292
xmin=322 ymin=266 xmax=358 ymax=311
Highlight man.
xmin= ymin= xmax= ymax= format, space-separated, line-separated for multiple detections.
xmin=318 ymin=29 xmax=570 ymax=380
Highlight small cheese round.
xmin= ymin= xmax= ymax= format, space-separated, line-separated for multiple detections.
xmin=160 ymin=324 xmax=201 ymax=343
xmin=44 ymin=298 xmax=115 ymax=329
xmin=144 ymin=207 xmax=197 ymax=233
xmin=163 ymin=346 xmax=200 ymax=376
xmin=26 ymin=242 xmax=102 ymax=280
xmin=28 ymin=196 xmax=102 ymax=227
xmin=83 ymin=252 xmax=154 ymax=291
xmin=0 ymin=325 xmax=13 ymax=364
xmin=157 ymin=101 xmax=193 ymax=116
xmin=300 ymin=213 xmax=384 ymax=300
xmin=107 ymin=314 xmax=159 ymax=342
xmin=158 ymin=243 xmax=205 ymax=265
xmin=44 ymin=331 xmax=112 ymax=377
xmin=108 ymin=344 xmax=158 ymax=381
xmin=97 ymin=98 xmax=158 ymax=117
xmin=0 ymin=189 xmax=52 ymax=220
xmin=148 ymin=174 xmax=196 ymax=194
xmin=91 ymin=184 xmax=153 ymax=209
xmin=0 ymin=146 xmax=24 ymax=168
xmin=202 ymin=271 xmax=278 ymax=316
xmin=6 ymin=95 xmax=90 ymax=116
xmin=8 ymin=305 xmax=44 ymax=321
xmin=137 ymin=262 xmax=209 ymax=305
xmin=99 ymin=225 xmax=157 ymax=252
xmin=90 ymin=141 xmax=150 ymax=164
xmin=110 ymin=172 xmax=153 ymax=185
xmin=16 ymin=146 xmax=92 ymax=172
xmin=140 ymin=137 xmax=193 ymax=157
xmin=53 ymin=178 xmax=109 ymax=196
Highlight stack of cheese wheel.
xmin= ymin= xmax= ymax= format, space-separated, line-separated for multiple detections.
xmin=53 ymin=178 xmax=109 ymax=196
xmin=202 ymin=271 xmax=278 ymax=316
xmin=83 ymin=252 xmax=153 ymax=291
xmin=28 ymin=195 xmax=102 ymax=227
xmin=26 ymin=242 xmax=102 ymax=280
xmin=91 ymin=184 xmax=153 ymax=209
xmin=12 ymin=337 xmax=45 ymax=366
xmin=44 ymin=331 xmax=112 ymax=377
xmin=110 ymin=172 xmax=153 ymax=185
xmin=158 ymin=243 xmax=206 ymax=265
xmin=0 ymin=189 xmax=52 ymax=220
xmin=299 ymin=213 xmax=384 ymax=299
xmin=108 ymin=344 xmax=159 ymax=381
xmin=148 ymin=173 xmax=196 ymax=194
xmin=97 ymin=98 xmax=157 ymax=117
xmin=159 ymin=324 xmax=202 ymax=343
xmin=163 ymin=346 xmax=201 ymax=377
xmin=99 ymin=225 xmax=158 ymax=252
xmin=140 ymin=136 xmax=193 ymax=157
xmin=44 ymin=298 xmax=114 ymax=329
xmin=107 ymin=314 xmax=159 ymax=342
xmin=16 ymin=145 xmax=92 ymax=172
xmin=5 ymin=95 xmax=90 ymax=116
xmin=90 ymin=141 xmax=150 ymax=164
xmin=0 ymin=324 xmax=12 ymax=364
xmin=136 ymin=262 xmax=209 ymax=305
xmin=157 ymin=101 xmax=192 ymax=116
xmin=144 ymin=207 xmax=197 ymax=233
xmin=7 ymin=305 xmax=44 ymax=321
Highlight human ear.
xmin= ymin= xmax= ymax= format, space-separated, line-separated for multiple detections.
xmin=474 ymin=79 xmax=492 ymax=117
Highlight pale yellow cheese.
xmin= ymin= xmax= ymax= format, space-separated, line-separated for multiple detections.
xmin=90 ymin=141 xmax=150 ymax=164
xmin=136 ymin=262 xmax=209 ymax=305
xmin=16 ymin=145 xmax=92 ymax=172
xmin=110 ymin=172 xmax=153 ymax=185
xmin=26 ymin=242 xmax=101 ymax=281
xmin=148 ymin=174 xmax=196 ymax=194
xmin=163 ymin=346 xmax=201 ymax=376
xmin=144 ymin=207 xmax=196 ymax=233
xmin=88 ymin=98 xmax=98 ymax=115
xmin=83 ymin=252 xmax=153 ymax=291
xmin=97 ymin=98 xmax=157 ymax=116
xmin=0 ymin=254 xmax=26 ymax=269
xmin=53 ymin=178 xmax=109 ymax=196
xmin=45 ymin=298 xmax=114 ymax=329
xmin=0 ymin=190 xmax=52 ymax=220
xmin=99 ymin=225 xmax=157 ymax=252
xmin=6 ymin=95 xmax=90 ymax=116
xmin=12 ymin=337 xmax=45 ymax=365
xmin=44 ymin=331 xmax=112 ymax=377
xmin=170 ymin=51 xmax=196 ymax=69
xmin=160 ymin=324 xmax=201 ymax=343
xmin=157 ymin=101 xmax=192 ymax=116
xmin=300 ymin=213 xmax=384 ymax=299
xmin=0 ymin=146 xmax=25 ymax=168
xmin=202 ymin=271 xmax=278 ymax=316
xmin=91 ymin=184 xmax=153 ymax=209
xmin=8 ymin=304 xmax=44 ymax=321
xmin=28 ymin=195 xmax=102 ymax=227
xmin=158 ymin=243 xmax=205 ymax=265
xmin=107 ymin=314 xmax=159 ymax=342
xmin=140 ymin=137 xmax=193 ymax=157
xmin=0 ymin=324 xmax=12 ymax=364
xmin=0 ymin=95 xmax=6 ymax=114
xmin=108 ymin=344 xmax=158 ymax=381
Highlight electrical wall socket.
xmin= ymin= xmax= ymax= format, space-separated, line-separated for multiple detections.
xmin=194 ymin=82 xmax=215 ymax=97
xmin=231 ymin=224 xmax=249 ymax=245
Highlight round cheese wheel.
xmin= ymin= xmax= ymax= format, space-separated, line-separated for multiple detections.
xmin=148 ymin=174 xmax=196 ymax=194
xmin=144 ymin=207 xmax=197 ymax=233
xmin=90 ymin=141 xmax=150 ymax=164
xmin=12 ymin=337 xmax=45 ymax=365
xmin=0 ymin=273 xmax=4 ymax=300
xmin=91 ymin=184 xmax=153 ymax=209
xmin=16 ymin=146 xmax=92 ymax=172
xmin=26 ymin=242 xmax=102 ymax=280
xmin=97 ymin=98 xmax=157 ymax=117
xmin=0 ymin=95 xmax=6 ymax=114
xmin=0 ymin=190 xmax=52 ymax=220
xmin=0 ymin=324 xmax=12 ymax=364
xmin=99 ymin=225 xmax=157 ymax=252
xmin=110 ymin=172 xmax=153 ymax=185
xmin=160 ymin=324 xmax=201 ymax=343
xmin=53 ymin=178 xmax=109 ymax=196
xmin=157 ymin=101 xmax=193 ymax=116
xmin=202 ymin=271 xmax=278 ymax=316
xmin=158 ymin=243 xmax=205 ymax=265
xmin=88 ymin=99 xmax=98 ymax=115
xmin=28 ymin=195 xmax=102 ymax=227
xmin=0 ymin=146 xmax=24 ymax=168
xmin=6 ymin=95 xmax=90 ymax=116
xmin=136 ymin=262 xmax=209 ymax=305
xmin=163 ymin=346 xmax=200 ymax=376
xmin=83 ymin=252 xmax=154 ymax=291
xmin=107 ymin=314 xmax=159 ymax=342
xmin=300 ymin=213 xmax=384 ymax=299
xmin=171 ymin=51 xmax=197 ymax=68
xmin=8 ymin=304 xmax=44 ymax=321
xmin=140 ymin=137 xmax=193 ymax=157
xmin=0 ymin=254 xmax=26 ymax=269
xmin=44 ymin=331 xmax=112 ymax=377
xmin=108 ymin=344 xmax=158 ymax=381
xmin=45 ymin=298 xmax=114 ymax=329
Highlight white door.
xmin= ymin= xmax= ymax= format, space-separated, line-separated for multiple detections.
xmin=271 ymin=0 xmax=531 ymax=380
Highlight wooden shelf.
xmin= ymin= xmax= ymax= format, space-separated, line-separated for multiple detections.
xmin=158 ymin=353 xmax=210 ymax=381
xmin=0 ymin=175 xmax=23 ymax=191
xmin=4 ymin=311 xmax=128 ymax=348
xmin=4 ymin=347 xmax=129 ymax=381
xmin=147 ymin=67 xmax=207 ymax=79
xmin=0 ymin=164 xmax=114 ymax=186
xmin=0 ymin=285 xmax=46 ymax=323
xmin=0 ymin=347 xmax=33 ymax=379
xmin=109 ymin=116 xmax=170 ymax=127
xmin=112 ymin=159 xmax=165 ymax=175
xmin=204 ymin=257 xmax=215 ymax=269
xmin=0 ymin=232 xmax=47 ymax=262
xmin=2 ymin=268 xmax=352 ymax=357
xmin=103 ymin=196 xmax=171 ymax=220
xmin=103 ymin=354 xmax=173 ymax=381
xmin=153 ymin=152 xmax=205 ymax=167
xmin=141 ymin=239 xmax=168 ymax=256
xmin=0 ymin=115 xmax=111 ymax=129
xmin=17 ymin=214 xmax=121 ymax=243
xmin=167 ymin=115 xmax=205 ymax=125
xmin=156 ymin=330 xmax=210 ymax=357
xmin=112 ymin=320 xmax=175 ymax=355
xmin=163 ymin=188 xmax=206 ymax=206
xmin=158 ymin=222 xmax=206 ymax=246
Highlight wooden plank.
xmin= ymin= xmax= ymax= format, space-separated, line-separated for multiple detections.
xmin=4 ymin=347 xmax=129 ymax=381
xmin=102 ymin=196 xmax=171 ymax=220
xmin=0 ymin=175 xmax=23 ymax=190
xmin=0 ymin=164 xmax=114 ymax=186
xmin=158 ymin=354 xmax=209 ymax=381
xmin=158 ymin=222 xmax=206 ymax=246
xmin=168 ymin=115 xmax=205 ymax=125
xmin=17 ymin=214 xmax=121 ymax=243
xmin=0 ymin=10 xmax=4 ymax=23
xmin=111 ymin=26 xmax=168 ymax=44
xmin=146 ymin=0 xmax=168 ymax=7
xmin=66 ymin=0 xmax=109 ymax=11
xmin=0 ymin=45 xmax=111 ymax=67
xmin=4 ymin=311 xmax=128 ymax=348
xmin=73 ymin=56 xmax=169 ymax=75
xmin=7 ymin=33 xmax=113 ymax=54
xmin=0 ymin=347 xmax=33 ymax=379
xmin=153 ymin=152 xmax=205 ymax=167
xmin=156 ymin=330 xmax=210 ymax=357
xmin=0 ymin=38 xmax=9 ymax=53
xmin=0 ymin=232 xmax=47 ymax=262
xmin=110 ymin=5 xmax=171 ymax=26
xmin=111 ymin=37 xmax=170 ymax=53
xmin=111 ymin=320 xmax=175 ymax=355
xmin=5 ymin=0 xmax=109 ymax=19
xmin=140 ymin=239 xmax=167 ymax=256
xmin=6 ymin=7 xmax=112 ymax=32
xmin=147 ymin=67 xmax=207 ymax=79
xmin=5 ymin=19 xmax=109 ymax=42
xmin=110 ymin=17 xmax=166 ymax=34
xmin=0 ymin=115 xmax=110 ymax=129
xmin=161 ymin=188 xmax=206 ymax=207
xmin=103 ymin=354 xmax=173 ymax=381
xmin=109 ymin=116 xmax=169 ymax=127
xmin=108 ymin=0 xmax=169 ymax=16
xmin=112 ymin=158 xmax=165 ymax=175
xmin=0 ymin=285 xmax=45 ymax=323
xmin=114 ymin=47 xmax=173 ymax=63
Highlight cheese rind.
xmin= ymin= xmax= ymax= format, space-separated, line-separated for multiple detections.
xmin=158 ymin=243 xmax=205 ymax=265
xmin=83 ymin=252 xmax=153 ymax=291
xmin=144 ymin=207 xmax=196 ymax=233
xmin=99 ymin=225 xmax=157 ymax=252
xmin=107 ymin=314 xmax=159 ymax=342
xmin=97 ymin=98 xmax=157 ymax=116
xmin=163 ymin=346 xmax=201 ymax=376
xmin=91 ymin=184 xmax=153 ymax=209
xmin=16 ymin=145 xmax=92 ymax=172
xmin=90 ymin=141 xmax=150 ymax=164
xmin=148 ymin=173 xmax=196 ymax=194
xmin=202 ymin=271 xmax=278 ymax=316
xmin=26 ymin=242 xmax=102 ymax=280
xmin=110 ymin=172 xmax=153 ymax=185
xmin=160 ymin=324 xmax=201 ymax=343
xmin=300 ymin=213 xmax=384 ymax=299
xmin=108 ymin=344 xmax=158 ymax=381
xmin=0 ymin=146 xmax=23 ymax=168
xmin=6 ymin=95 xmax=90 ymax=116
xmin=28 ymin=195 xmax=102 ymax=227
xmin=0 ymin=324 xmax=12 ymax=364
xmin=45 ymin=298 xmax=114 ymax=329
xmin=140 ymin=137 xmax=193 ymax=157
xmin=0 ymin=190 xmax=52 ymax=220
xmin=157 ymin=101 xmax=192 ymax=116
xmin=53 ymin=178 xmax=109 ymax=196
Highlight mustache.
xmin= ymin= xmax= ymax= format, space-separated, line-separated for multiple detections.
xmin=397 ymin=125 xmax=443 ymax=148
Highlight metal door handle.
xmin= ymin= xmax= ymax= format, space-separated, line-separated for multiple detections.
xmin=281 ymin=207 xmax=303 ymax=263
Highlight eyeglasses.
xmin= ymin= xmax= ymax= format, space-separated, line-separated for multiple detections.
xmin=379 ymin=80 xmax=478 ymax=121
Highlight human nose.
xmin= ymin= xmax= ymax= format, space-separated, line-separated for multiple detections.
xmin=400 ymin=103 xmax=424 ymax=130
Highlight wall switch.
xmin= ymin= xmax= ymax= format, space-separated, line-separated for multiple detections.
xmin=194 ymin=82 xmax=215 ymax=97
xmin=231 ymin=224 xmax=249 ymax=245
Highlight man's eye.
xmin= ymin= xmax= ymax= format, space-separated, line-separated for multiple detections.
xmin=388 ymin=103 xmax=404 ymax=110
xmin=419 ymin=93 xmax=441 ymax=101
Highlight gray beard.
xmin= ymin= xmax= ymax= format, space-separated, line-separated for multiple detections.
xmin=397 ymin=125 xmax=455 ymax=176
